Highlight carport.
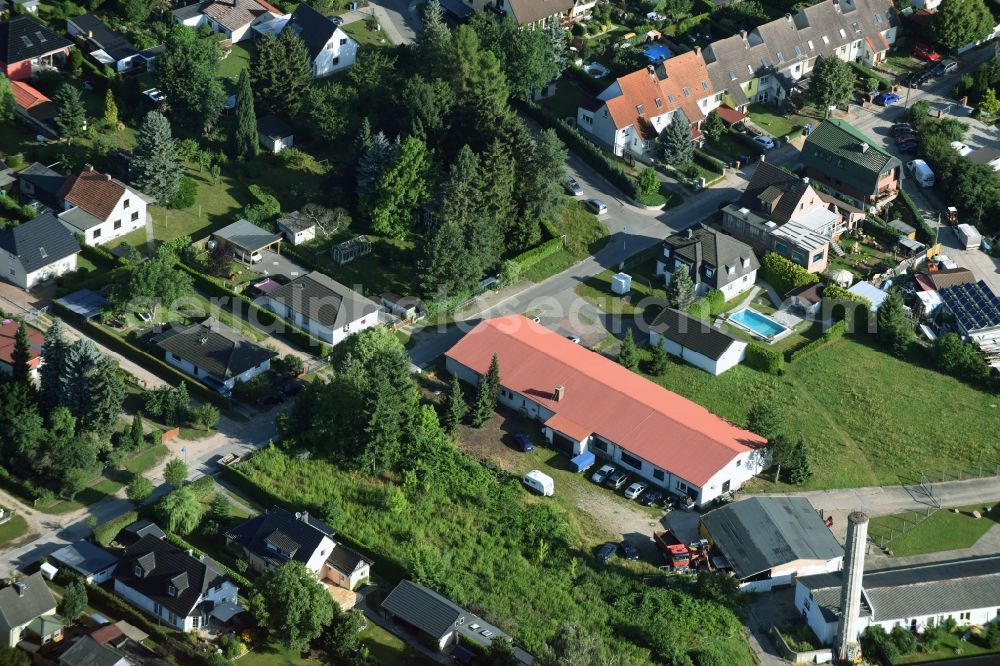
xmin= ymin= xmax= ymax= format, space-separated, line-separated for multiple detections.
xmin=213 ymin=219 xmax=282 ymax=264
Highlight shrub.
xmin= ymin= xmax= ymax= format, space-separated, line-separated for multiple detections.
xmin=706 ymin=289 xmax=726 ymax=316
xmin=693 ymin=149 xmax=726 ymax=174
xmin=167 ymin=176 xmax=198 ymax=209
xmin=686 ymin=298 xmax=710 ymax=320
xmin=759 ymin=252 xmax=818 ymax=295
xmin=509 ymin=237 xmax=564 ymax=273
xmin=746 ymin=343 xmax=784 ymax=375
xmin=786 ymin=320 xmax=847 ymax=362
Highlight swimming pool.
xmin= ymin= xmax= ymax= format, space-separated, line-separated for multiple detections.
xmin=644 ymin=44 xmax=672 ymax=62
xmin=728 ymin=308 xmax=790 ymax=340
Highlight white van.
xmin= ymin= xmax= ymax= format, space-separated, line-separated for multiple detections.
xmin=522 ymin=470 xmax=554 ymax=497
xmin=907 ymin=159 xmax=935 ymax=188
xmin=235 ymin=248 xmax=264 ymax=264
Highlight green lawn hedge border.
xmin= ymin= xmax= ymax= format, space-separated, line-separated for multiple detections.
xmin=786 ymin=320 xmax=848 ymax=362
xmin=509 ymin=237 xmax=565 ymax=273
xmin=850 ymin=62 xmax=892 ymax=91
xmin=746 ymin=342 xmax=785 ymax=375
xmin=693 ymin=149 xmax=726 ymax=175
xmin=164 ymin=532 xmax=254 ymax=591
xmin=895 ymin=190 xmax=936 ymax=244
xmin=760 ymin=252 xmax=819 ymax=296
xmin=92 ymin=510 xmax=139 ymax=547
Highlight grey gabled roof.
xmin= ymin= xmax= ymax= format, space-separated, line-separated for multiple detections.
xmin=327 ymin=541 xmax=372 ymax=575
xmin=381 ymin=580 xmax=464 ymax=640
xmin=51 ymin=540 xmax=120 ymax=577
xmin=286 ymin=4 xmax=338 ymax=62
xmin=257 ymin=115 xmax=294 ymax=140
xmin=801 ymin=556 xmax=1000 ymax=623
xmin=0 ymin=16 xmax=72 ymax=66
xmin=662 ymin=224 xmax=758 ymax=289
xmin=59 ymin=205 xmax=105 ymax=232
xmin=0 ymin=572 xmax=56 ymax=630
xmin=701 ymin=497 xmax=842 ymax=580
xmin=213 ymin=219 xmax=281 ymax=253
xmin=267 ymin=271 xmax=379 ymax=330
xmin=0 ymin=212 xmax=81 ymax=274
xmin=650 ymin=308 xmax=741 ymax=361
xmin=18 ymin=162 xmax=66 ymax=197
xmin=156 ymin=318 xmax=275 ymax=381
xmin=59 ymin=635 xmax=127 ymax=666
xmin=68 ymin=13 xmax=138 ymax=62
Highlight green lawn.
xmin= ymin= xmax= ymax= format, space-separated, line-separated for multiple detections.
xmin=704 ymin=130 xmax=764 ymax=164
xmin=747 ymin=103 xmax=810 ymax=138
xmin=342 ymin=19 xmax=393 ymax=47
xmin=539 ymin=80 xmax=593 ymax=121
xmin=896 ymin=629 xmax=998 ymax=664
xmin=219 ymin=42 xmax=256 ymax=87
xmin=522 ymin=201 xmax=609 ymax=283
xmin=643 ymin=337 xmax=1000 ymax=490
xmin=123 ymin=444 xmax=169 ymax=475
xmin=870 ymin=504 xmax=1000 ymax=557
xmin=285 ymin=233 xmax=416 ymax=300
xmin=0 ymin=514 xmax=30 ymax=546
xmin=238 ymin=645 xmax=315 ymax=666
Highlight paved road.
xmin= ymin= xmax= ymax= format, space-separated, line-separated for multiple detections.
xmin=364 ymin=0 xmax=421 ymax=45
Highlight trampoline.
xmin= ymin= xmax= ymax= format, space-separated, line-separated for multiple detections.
xmin=644 ymin=44 xmax=671 ymax=62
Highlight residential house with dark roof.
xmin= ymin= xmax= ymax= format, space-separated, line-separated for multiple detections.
xmin=50 ymin=540 xmax=120 ymax=584
xmin=17 ymin=161 xmax=65 ymax=206
xmin=721 ymin=161 xmax=841 ymax=272
xmin=0 ymin=0 xmax=41 ymax=16
xmin=66 ymin=13 xmax=161 ymax=73
xmin=57 ymin=166 xmax=150 ymax=246
xmin=796 ymin=555 xmax=1000 ymax=644
xmin=495 ymin=0 xmax=573 ymax=28
xmin=172 ymin=0 xmax=281 ymax=43
xmin=700 ymin=0 xmax=897 ymax=112
xmin=256 ymin=115 xmax=295 ymax=154
xmin=225 ymin=507 xmax=372 ymax=594
xmin=0 ymin=212 xmax=81 ymax=289
xmin=654 ymin=224 xmax=759 ymax=301
xmin=155 ymin=319 xmax=275 ymax=396
xmin=446 ymin=316 xmax=767 ymax=507
xmin=59 ymin=635 xmax=130 ymax=666
xmin=120 ymin=520 xmax=166 ymax=544
xmin=0 ymin=318 xmax=43 ymax=376
xmin=283 ymin=4 xmax=357 ymax=77
xmin=112 ymin=535 xmax=241 ymax=632
xmin=701 ymin=497 xmax=842 ymax=592
xmin=802 ymin=119 xmax=901 ymax=209
xmin=0 ymin=15 xmax=72 ymax=80
xmin=577 ymin=50 xmax=713 ymax=159
xmin=265 ymin=271 xmax=380 ymax=346
xmin=0 ymin=572 xmax=58 ymax=647
xmin=649 ymin=308 xmax=747 ymax=375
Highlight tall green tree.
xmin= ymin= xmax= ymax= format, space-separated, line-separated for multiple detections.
xmin=164 ymin=457 xmax=188 ymax=487
xmin=417 ymin=220 xmax=480 ymax=297
xmin=157 ymin=26 xmax=225 ymax=133
xmin=0 ymin=382 xmax=43 ymax=467
xmin=441 ymin=373 xmax=467 ymax=435
xmin=10 ymin=321 xmax=32 ymax=383
xmin=746 ymin=402 xmax=782 ymax=442
xmin=249 ymin=561 xmax=334 ymax=652
xmin=932 ymin=333 xmax=991 ymax=383
xmin=702 ymin=111 xmax=725 ymax=143
xmin=251 ymin=31 xmax=312 ymax=118
xmin=128 ymin=412 xmax=145 ymax=450
xmin=648 ymin=337 xmax=670 ymax=375
xmin=40 ymin=318 xmax=70 ymax=411
xmin=126 ymin=475 xmax=154 ymax=503
xmin=417 ymin=0 xmax=452 ymax=78
xmin=304 ymin=82 xmax=350 ymax=143
xmin=367 ymin=135 xmax=435 ymax=238
xmin=57 ymin=580 xmax=88 ymax=621
xmin=618 ymin=329 xmax=639 ymax=371
xmin=131 ymin=111 xmax=181 ymax=204
xmin=876 ymin=288 xmax=913 ymax=357
xmin=356 ymin=131 xmax=393 ymax=200
xmin=808 ymin=56 xmax=855 ymax=114
xmin=54 ymin=85 xmax=87 ymax=142
xmin=515 ymin=129 xmax=566 ymax=249
xmin=156 ymin=486 xmax=205 ymax=534
xmin=473 ymin=15 xmax=561 ymax=101
xmin=665 ymin=266 xmax=695 ymax=309
xmin=44 ymin=409 xmax=99 ymax=498
xmin=399 ymin=75 xmax=454 ymax=139
xmin=471 ymin=354 xmax=500 ymax=427
xmin=658 ymin=113 xmax=693 ymax=165
xmin=103 ymin=89 xmax=118 ymax=127
xmin=231 ymin=69 xmax=258 ymax=160
xmin=111 ymin=246 xmax=194 ymax=317
xmin=0 ymin=74 xmax=15 ymax=124
xmin=315 ymin=606 xmax=365 ymax=661
xmin=479 ymin=140 xmax=517 ymax=251
xmin=930 ymin=0 xmax=995 ymax=51
xmin=0 ymin=645 xmax=29 ymax=666
xmin=450 ymin=26 xmax=510 ymax=121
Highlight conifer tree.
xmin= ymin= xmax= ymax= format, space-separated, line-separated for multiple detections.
xmin=649 ymin=337 xmax=670 ymax=375
xmin=11 ymin=321 xmax=32 ymax=383
xmin=54 ymin=85 xmax=87 ymax=142
xmin=618 ymin=329 xmax=638 ymax=371
xmin=103 ymin=89 xmax=118 ymax=127
xmin=231 ymin=69 xmax=258 ymax=160
xmin=471 ymin=354 xmax=499 ymax=427
xmin=131 ymin=111 xmax=180 ymax=204
xmin=441 ymin=374 xmax=467 ymax=435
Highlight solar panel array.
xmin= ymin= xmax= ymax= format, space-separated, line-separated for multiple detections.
xmin=939 ymin=280 xmax=1000 ymax=332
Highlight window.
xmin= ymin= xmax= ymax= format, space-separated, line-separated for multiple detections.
xmin=168 ymin=585 xmax=177 ymax=597
xmin=676 ymin=481 xmax=688 ymax=491
xmin=340 ymin=38 xmax=348 ymax=45
xmin=154 ymin=603 xmax=162 ymax=615
xmin=807 ymin=39 xmax=814 ymax=50
xmin=761 ymin=58 xmax=770 ymax=68
xmin=131 ymin=211 xmax=139 ymax=221
xmin=852 ymin=22 xmax=860 ymax=33
xmin=839 ymin=28 xmax=847 ymax=39
xmin=794 ymin=45 xmax=802 ymax=57
xmin=593 ymin=439 xmax=607 ymax=452
xmin=822 ymin=35 xmax=830 ymax=45
xmin=114 ymin=220 xmax=122 ymax=230
xmin=667 ymin=94 xmax=676 ymax=103
xmin=874 ymin=11 xmax=883 ymax=23
xmin=636 ymin=104 xmax=644 ymax=115
xmin=813 ymin=251 xmax=825 ymax=263
xmin=653 ymin=469 xmax=664 ymax=480
xmin=93 ymin=228 xmax=101 ymax=238
xmin=701 ymin=80 xmax=708 ymax=90
xmin=168 ymin=612 xmax=177 ymax=625
xmin=747 ymin=64 xmax=753 ymax=74
xmin=582 ymin=115 xmax=592 ymax=125
xmin=774 ymin=241 xmax=788 ymax=255
xmin=655 ymin=97 xmax=663 ymax=108
xmin=682 ymin=87 xmax=690 ymax=97
xmin=776 ymin=52 xmax=785 ymax=63
xmin=960 ymin=612 xmax=971 ymax=621
xmin=760 ymin=75 xmax=770 ymax=85
xmin=134 ymin=565 xmax=142 ymax=577
xmin=792 ymin=250 xmax=806 ymax=263
xmin=729 ymin=71 xmax=737 ymax=81
xmin=715 ymin=92 xmax=724 ymax=102
xmin=332 ymin=57 xmax=340 ymax=66
xmin=620 ymin=452 xmax=642 ymax=470
xmin=123 ymin=199 xmax=130 ymax=208
xmin=192 ymin=616 xmax=200 ymax=630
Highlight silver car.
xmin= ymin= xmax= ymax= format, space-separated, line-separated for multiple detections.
xmin=585 ymin=198 xmax=608 ymax=215
xmin=564 ymin=176 xmax=584 ymax=196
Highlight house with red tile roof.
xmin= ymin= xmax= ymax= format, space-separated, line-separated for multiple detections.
xmin=172 ymin=0 xmax=282 ymax=43
xmin=0 ymin=319 xmax=43 ymax=377
xmin=445 ymin=316 xmax=767 ymax=506
xmin=56 ymin=166 xmax=150 ymax=246
xmin=8 ymin=78 xmax=56 ymax=134
xmin=576 ymin=49 xmax=713 ymax=159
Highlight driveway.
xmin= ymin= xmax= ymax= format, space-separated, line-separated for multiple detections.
xmin=936 ymin=226 xmax=1000 ymax=294
xmin=249 ymin=249 xmax=308 ymax=281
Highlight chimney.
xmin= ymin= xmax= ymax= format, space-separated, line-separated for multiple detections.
xmin=802 ymin=176 xmax=810 ymax=185
xmin=85 ymin=164 xmax=94 ymax=172
xmin=87 ymin=30 xmax=93 ymax=39
xmin=553 ymin=385 xmax=565 ymax=402
xmin=695 ymin=45 xmax=701 ymax=57
xmin=693 ymin=241 xmax=703 ymax=286
xmin=13 ymin=582 xmax=25 ymax=597
xmin=299 ymin=511 xmax=309 ymax=523
xmin=187 ymin=549 xmax=193 ymax=557
xmin=686 ymin=228 xmax=694 ymax=240
xmin=739 ymin=29 xmax=747 ymax=41
xmin=836 ymin=511 xmax=869 ymax=663
xmin=647 ymin=64 xmax=655 ymax=77
xmin=104 ymin=173 xmax=111 ymax=181
xmin=860 ymin=142 xmax=869 ymax=153
xmin=785 ymin=12 xmax=792 ymax=21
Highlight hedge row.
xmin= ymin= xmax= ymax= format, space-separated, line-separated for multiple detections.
xmin=50 ymin=301 xmax=230 ymax=407
xmin=760 ymin=252 xmax=819 ymax=296
xmin=92 ymin=510 xmax=139 ymax=547
xmin=746 ymin=342 xmax=785 ymax=375
xmin=862 ymin=216 xmax=904 ymax=244
xmin=175 ymin=263 xmax=330 ymax=357
xmin=79 ymin=243 xmax=121 ymax=269
xmin=187 ymin=474 xmax=216 ymax=500
xmin=517 ymin=100 xmax=639 ymax=199
xmin=822 ymin=284 xmax=871 ymax=308
xmin=693 ymin=149 xmax=726 ymax=175
xmin=896 ymin=190 xmax=936 ymax=244
xmin=850 ymin=62 xmax=892 ymax=91
xmin=164 ymin=532 xmax=255 ymax=591
xmin=786 ymin=320 xmax=848 ymax=362
xmin=509 ymin=237 xmax=565 ymax=273
xmin=686 ymin=299 xmax=710 ymax=320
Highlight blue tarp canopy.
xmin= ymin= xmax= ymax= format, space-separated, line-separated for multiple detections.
xmin=570 ymin=450 xmax=596 ymax=472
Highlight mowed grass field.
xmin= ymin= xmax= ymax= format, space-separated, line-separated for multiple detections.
xmin=645 ymin=338 xmax=1000 ymax=490
xmin=870 ymin=504 xmax=1000 ymax=557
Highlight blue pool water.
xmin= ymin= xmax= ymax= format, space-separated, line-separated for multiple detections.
xmin=728 ymin=308 xmax=789 ymax=339
xmin=644 ymin=44 xmax=672 ymax=62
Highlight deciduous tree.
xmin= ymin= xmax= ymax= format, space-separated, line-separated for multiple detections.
xmin=808 ymin=56 xmax=855 ymax=114
xmin=702 ymin=111 xmax=725 ymax=143
xmin=164 ymin=457 xmax=188 ymax=487
xmin=473 ymin=15 xmax=561 ymax=101
xmin=157 ymin=27 xmax=225 ymax=132
xmin=130 ymin=111 xmax=180 ymax=204
xmin=156 ymin=486 xmax=205 ymax=534
xmin=249 ymin=561 xmax=334 ymax=652
xmin=126 ymin=475 xmax=154 ymax=503
xmin=930 ymin=0 xmax=994 ymax=51
xmin=231 ymin=69 xmax=258 ymax=160
xmin=0 ymin=74 xmax=15 ymax=123
xmin=746 ymin=402 xmax=782 ymax=442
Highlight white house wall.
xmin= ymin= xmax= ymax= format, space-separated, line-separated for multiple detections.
xmin=62 ymin=189 xmax=146 ymax=247
xmin=313 ymin=30 xmax=358 ymax=77
xmin=164 ymin=352 xmax=270 ymax=390
xmin=113 ymin=580 xmax=188 ymax=630
xmin=648 ymin=331 xmax=747 ymax=375
xmin=266 ymin=298 xmax=376 ymax=346
xmin=1 ymin=252 xmax=77 ymax=289
xmin=305 ymin=536 xmax=337 ymax=574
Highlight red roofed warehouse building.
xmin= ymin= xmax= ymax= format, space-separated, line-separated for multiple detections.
xmin=56 ymin=165 xmax=150 ymax=246
xmin=445 ymin=316 xmax=767 ymax=506
xmin=577 ymin=50 xmax=713 ymax=159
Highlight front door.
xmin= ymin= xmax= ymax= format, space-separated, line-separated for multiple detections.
xmin=722 ymin=479 xmax=730 ymax=493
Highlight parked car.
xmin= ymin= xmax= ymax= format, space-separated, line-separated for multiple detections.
xmin=566 ymin=335 xmax=581 ymax=344
xmin=752 ymin=135 xmax=775 ymax=150
xmin=639 ymin=489 xmax=663 ymax=507
xmin=894 ymin=133 xmax=918 ymax=145
xmin=512 ymin=432 xmax=534 ymax=453
xmin=951 ymin=141 xmax=974 ymax=156
xmin=528 ymin=315 xmax=541 ymax=324
xmin=596 ymin=542 xmax=618 ymax=562
xmin=890 ymin=123 xmax=915 ymax=137
xmin=896 ymin=139 xmax=919 ymax=154
xmin=564 ymin=175 xmax=584 ymax=197
xmin=592 ymin=464 xmax=616 ymax=484
xmin=620 ymin=541 xmax=640 ymax=561
xmin=605 ymin=470 xmax=630 ymax=490
xmin=584 ymin=198 xmax=608 ymax=215
xmin=933 ymin=59 xmax=959 ymax=76
xmin=907 ymin=69 xmax=933 ymax=88
xmin=913 ymin=42 xmax=941 ymax=62
xmin=142 ymin=88 xmax=166 ymax=105
xmin=623 ymin=481 xmax=647 ymax=500
xmin=907 ymin=159 xmax=935 ymax=187
xmin=874 ymin=91 xmax=901 ymax=106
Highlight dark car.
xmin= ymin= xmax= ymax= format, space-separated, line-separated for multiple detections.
xmin=894 ymin=133 xmax=919 ymax=145
xmin=620 ymin=541 xmax=640 ymax=561
xmin=512 ymin=432 xmax=534 ymax=453
xmin=639 ymin=489 xmax=663 ymax=507
xmin=907 ymin=69 xmax=933 ymax=88
xmin=596 ymin=542 xmax=618 ymax=562
xmin=896 ymin=139 xmax=920 ymax=154
xmin=932 ymin=59 xmax=959 ymax=77
xmin=605 ymin=470 xmax=630 ymax=490
xmin=890 ymin=123 xmax=914 ymax=137
xmin=262 ymin=389 xmax=285 ymax=406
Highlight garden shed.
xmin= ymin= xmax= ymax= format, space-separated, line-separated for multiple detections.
xmin=331 ymin=236 xmax=371 ymax=265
